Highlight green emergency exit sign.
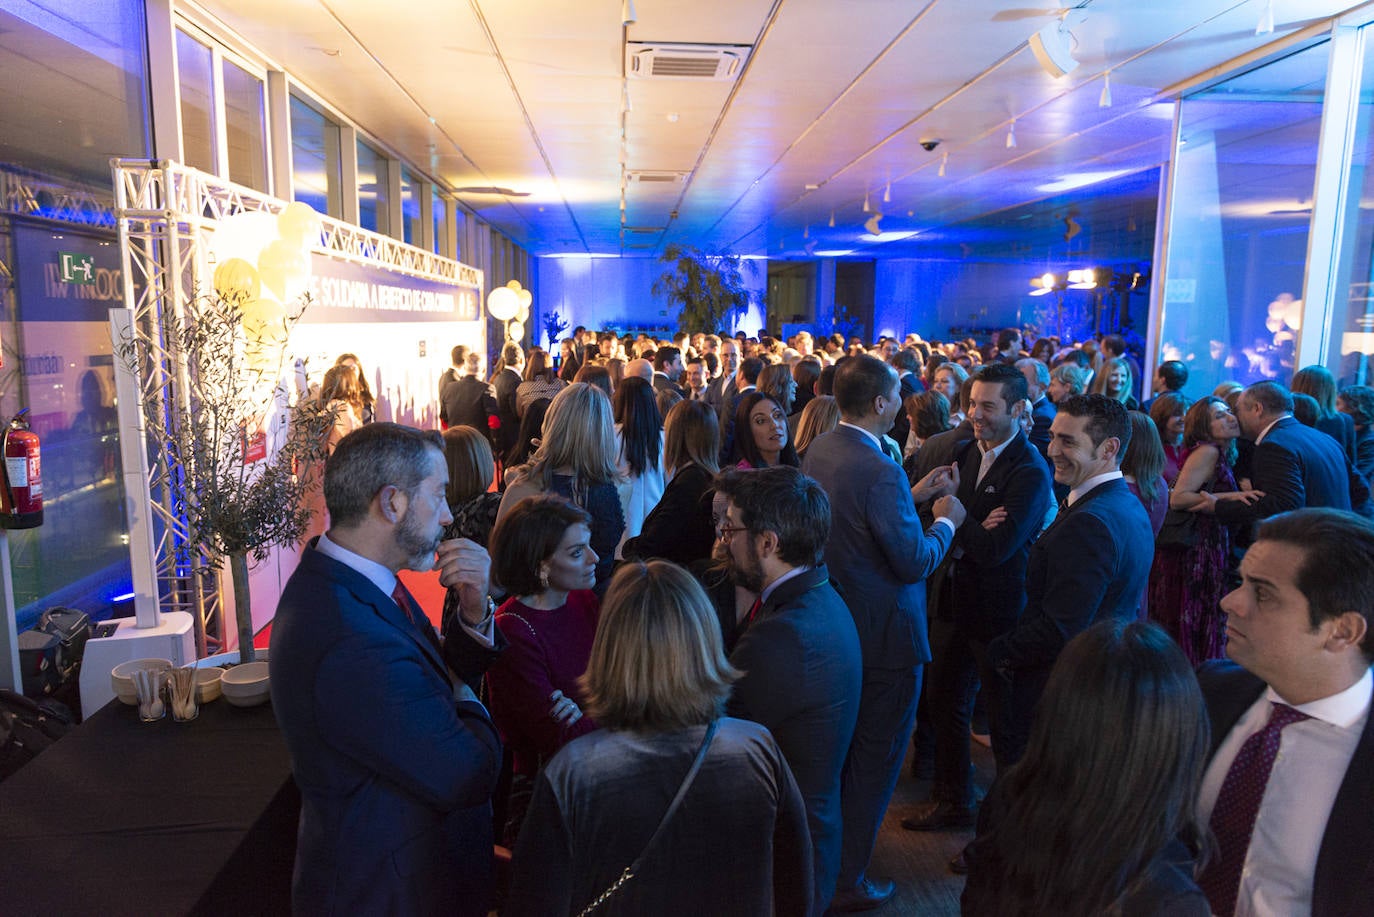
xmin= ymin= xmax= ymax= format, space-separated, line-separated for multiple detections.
xmin=59 ymin=251 xmax=95 ymax=284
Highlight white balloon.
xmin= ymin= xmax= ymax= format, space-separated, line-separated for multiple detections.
xmin=488 ymin=286 xmax=519 ymax=321
xmin=507 ymin=320 xmax=525 ymax=342
xmin=211 ymin=211 xmax=279 ymax=266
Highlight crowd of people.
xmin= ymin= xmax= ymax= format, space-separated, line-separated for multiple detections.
xmin=269 ymin=323 xmax=1374 ymax=916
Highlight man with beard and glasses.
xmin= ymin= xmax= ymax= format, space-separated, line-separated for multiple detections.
xmin=271 ymin=423 xmax=504 ymax=916
xmin=713 ymin=466 xmax=862 ymax=916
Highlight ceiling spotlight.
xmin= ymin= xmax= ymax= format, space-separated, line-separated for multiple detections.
xmin=1099 ymin=70 xmax=1112 ymax=108
xmin=828 ymin=211 xmax=835 ymax=228
xmin=1029 ymin=9 xmax=1086 ymax=78
xmin=862 ymin=191 xmax=871 ymax=213
xmin=1006 ymin=120 xmax=1018 ymax=149
xmin=938 ymin=152 xmax=948 ymax=177
xmin=863 ymin=213 xmax=883 ymax=236
xmin=883 ymin=182 xmax=891 ymax=204
xmin=1256 ymin=0 xmax=1274 ymax=35
xmin=621 ymin=0 xmax=637 ymax=26
xmin=1029 ymin=272 xmax=1058 ymax=296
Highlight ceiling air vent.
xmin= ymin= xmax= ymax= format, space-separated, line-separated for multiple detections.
xmin=624 ymin=226 xmax=665 ymax=234
xmin=627 ymin=171 xmax=688 ymax=184
xmin=627 ymin=43 xmax=750 ymax=81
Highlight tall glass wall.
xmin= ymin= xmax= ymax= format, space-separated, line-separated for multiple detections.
xmin=223 ymin=58 xmax=267 ymax=192
xmin=1158 ymin=41 xmax=1329 ymax=396
xmin=176 ymin=29 xmax=216 ymax=175
xmin=0 ymin=0 xmax=151 ymax=627
xmin=290 ymin=95 xmax=342 ymax=217
xmin=1326 ymin=29 xmax=1374 ymax=387
xmin=357 ymin=140 xmax=389 ymax=235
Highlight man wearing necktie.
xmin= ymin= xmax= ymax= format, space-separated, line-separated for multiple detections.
xmin=986 ymin=394 xmax=1153 ymax=767
xmin=1196 ymin=507 xmax=1374 ymax=916
xmin=270 ymin=423 xmax=503 ymax=916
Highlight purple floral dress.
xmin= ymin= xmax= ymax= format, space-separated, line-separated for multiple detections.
xmin=1146 ymin=443 xmax=1237 ymax=666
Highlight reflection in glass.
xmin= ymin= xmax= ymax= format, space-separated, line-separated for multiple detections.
xmin=290 ymin=95 xmax=341 ymax=217
xmin=433 ymin=190 xmax=447 ymax=256
xmin=357 ymin=141 xmax=389 ymax=235
xmin=176 ymin=30 xmax=215 ymax=174
xmin=401 ymin=167 xmax=422 ymax=246
xmin=1158 ymin=42 xmax=1329 ymax=395
xmin=223 ymin=59 xmax=267 ymax=191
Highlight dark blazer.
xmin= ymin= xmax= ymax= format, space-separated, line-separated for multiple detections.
xmin=1355 ymin=427 xmax=1374 ymax=482
xmin=727 ymin=565 xmax=862 ymax=915
xmin=946 ymin=431 xmax=1053 ymax=638
xmin=1315 ymin=410 xmax=1357 ymax=465
xmin=988 ymin=477 xmax=1153 ymax=676
xmin=1213 ymin=417 xmax=1363 ymax=529
xmin=1197 ymin=661 xmax=1374 ymax=917
xmin=652 ymin=372 xmax=686 ymax=400
xmin=492 ymin=367 xmax=522 ymax=456
xmin=802 ymin=424 xmax=954 ymax=668
xmin=1029 ymin=396 xmax=1056 ymax=461
xmin=888 ymin=372 xmax=924 ymax=447
xmin=270 ymin=545 xmax=502 ymax=916
xmin=441 ymin=376 xmax=499 ymax=444
xmin=621 ymin=463 xmax=716 ymax=566
xmin=912 ymin=418 xmax=975 ymax=516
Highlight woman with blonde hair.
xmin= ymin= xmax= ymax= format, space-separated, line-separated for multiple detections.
xmin=499 ymin=383 xmax=624 ymax=593
xmin=794 ymin=394 xmax=840 ymax=460
xmin=623 ymin=400 xmax=719 ymax=565
xmin=1091 ymin=356 xmax=1139 ymax=410
xmin=318 ymin=363 xmax=363 ymax=453
xmin=506 ymin=561 xmax=811 ymax=917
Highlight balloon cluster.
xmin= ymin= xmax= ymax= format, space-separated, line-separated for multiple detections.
xmin=487 ymin=279 xmax=532 ymax=342
xmin=210 ymin=202 xmax=323 ymax=374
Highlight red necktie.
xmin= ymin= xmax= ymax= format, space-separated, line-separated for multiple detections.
xmin=1198 ymin=702 xmax=1310 ymax=916
xmin=392 ymin=582 xmax=417 ymax=624
xmin=392 ymin=582 xmax=441 ymax=652
xmin=744 ymin=597 xmax=763 ymax=628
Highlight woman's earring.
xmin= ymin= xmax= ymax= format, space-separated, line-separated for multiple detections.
xmin=539 ymin=566 xmax=550 ymax=590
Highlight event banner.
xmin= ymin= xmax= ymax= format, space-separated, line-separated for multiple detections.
xmin=297 ymin=253 xmax=480 ymax=325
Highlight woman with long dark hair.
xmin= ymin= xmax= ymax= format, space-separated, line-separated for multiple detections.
xmin=1147 ymin=396 xmax=1260 ymax=664
xmin=622 ymin=399 xmax=719 ymax=565
xmin=515 ymin=348 xmax=566 ymax=419
xmin=334 ymin=353 xmax=374 ymax=423
xmin=1149 ymin=392 xmax=1191 ymax=487
xmin=963 ymin=619 xmax=1211 ymax=916
xmin=732 ymin=392 xmax=799 ymax=468
xmin=613 ymin=376 xmax=665 ymax=556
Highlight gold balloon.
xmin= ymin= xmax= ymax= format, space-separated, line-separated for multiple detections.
xmin=277 ymin=201 xmax=323 ymax=250
xmin=518 ymin=288 xmax=532 ymax=308
xmin=505 ymin=279 xmax=522 ymax=291
xmin=257 ymin=239 xmax=310 ymax=302
xmin=516 ymin=304 xmax=530 ymax=323
xmin=507 ymin=320 xmax=525 ymax=342
xmin=213 ymin=258 xmax=261 ymax=304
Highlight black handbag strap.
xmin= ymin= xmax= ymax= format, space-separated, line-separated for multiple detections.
xmin=577 ymin=720 xmax=719 ymax=916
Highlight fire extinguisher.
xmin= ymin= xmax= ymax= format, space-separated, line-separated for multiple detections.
xmin=1 ymin=408 xmax=43 ymax=529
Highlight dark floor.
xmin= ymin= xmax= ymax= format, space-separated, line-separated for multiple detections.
xmin=863 ymin=736 xmax=996 ymax=916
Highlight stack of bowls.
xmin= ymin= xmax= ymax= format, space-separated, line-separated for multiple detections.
xmin=194 ymin=667 xmax=224 ymax=704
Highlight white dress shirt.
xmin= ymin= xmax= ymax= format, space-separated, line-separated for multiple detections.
xmin=1066 ymin=470 xmax=1123 ymax=507
xmin=1198 ymin=667 xmax=1372 ymax=917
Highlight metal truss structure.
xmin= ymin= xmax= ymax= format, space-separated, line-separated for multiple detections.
xmin=110 ymin=158 xmax=482 ymax=657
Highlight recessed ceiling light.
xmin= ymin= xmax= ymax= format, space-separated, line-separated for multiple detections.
xmin=858 ymin=231 xmax=918 ymax=243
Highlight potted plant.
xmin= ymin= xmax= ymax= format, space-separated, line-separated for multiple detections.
xmin=652 ymin=244 xmax=757 ymax=334
xmin=118 ymin=286 xmax=333 ymax=663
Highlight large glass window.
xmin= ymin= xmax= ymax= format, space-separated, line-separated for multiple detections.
xmin=176 ymin=30 xmax=216 ymax=174
xmin=1157 ymin=42 xmax=1329 ymax=395
xmin=290 ymin=95 xmax=342 ymax=217
xmin=223 ymin=59 xmax=267 ymax=191
xmin=1326 ymin=28 xmax=1374 ymax=387
xmin=357 ymin=141 xmax=389 ymax=235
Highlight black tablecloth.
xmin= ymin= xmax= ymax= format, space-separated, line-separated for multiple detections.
xmin=0 ymin=695 xmax=298 ymax=915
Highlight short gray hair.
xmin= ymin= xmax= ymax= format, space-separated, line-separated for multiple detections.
xmin=1016 ymin=357 xmax=1050 ymax=388
xmin=324 ymin=423 xmax=444 ymax=528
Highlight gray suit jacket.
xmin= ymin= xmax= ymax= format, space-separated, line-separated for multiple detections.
xmin=802 ymin=425 xmax=954 ymax=669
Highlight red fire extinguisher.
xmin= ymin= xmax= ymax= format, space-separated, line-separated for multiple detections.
xmin=1 ymin=408 xmax=43 ymax=529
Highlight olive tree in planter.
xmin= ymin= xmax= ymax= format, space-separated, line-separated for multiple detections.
xmin=651 ymin=244 xmax=757 ymax=334
xmin=118 ymin=288 xmax=333 ymax=663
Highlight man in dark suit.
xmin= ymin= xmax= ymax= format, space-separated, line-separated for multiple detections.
xmin=904 ymin=364 xmax=1052 ymax=831
xmin=491 ymin=341 xmax=523 ymax=458
xmin=704 ymin=338 xmax=740 ymax=414
xmin=270 ymin=423 xmax=502 ymax=916
xmin=715 ymin=466 xmax=862 ymax=916
xmin=886 ymin=348 xmax=924 ymax=448
xmin=1016 ymin=357 xmax=1055 ymax=461
xmin=440 ymin=352 xmax=499 ymax=446
xmin=652 ymin=345 xmax=687 ymax=399
xmin=1196 ymin=508 xmax=1373 ymax=917
xmin=803 ymin=354 xmax=966 ymax=911
xmin=987 ymin=394 xmax=1153 ymax=766
xmin=1211 ymin=381 xmax=1365 ymax=539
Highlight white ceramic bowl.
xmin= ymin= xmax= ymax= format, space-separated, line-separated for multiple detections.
xmin=111 ymin=658 xmax=174 ymax=706
xmin=220 ymin=661 xmax=270 ymax=707
xmin=194 ymin=667 xmax=224 ymax=703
